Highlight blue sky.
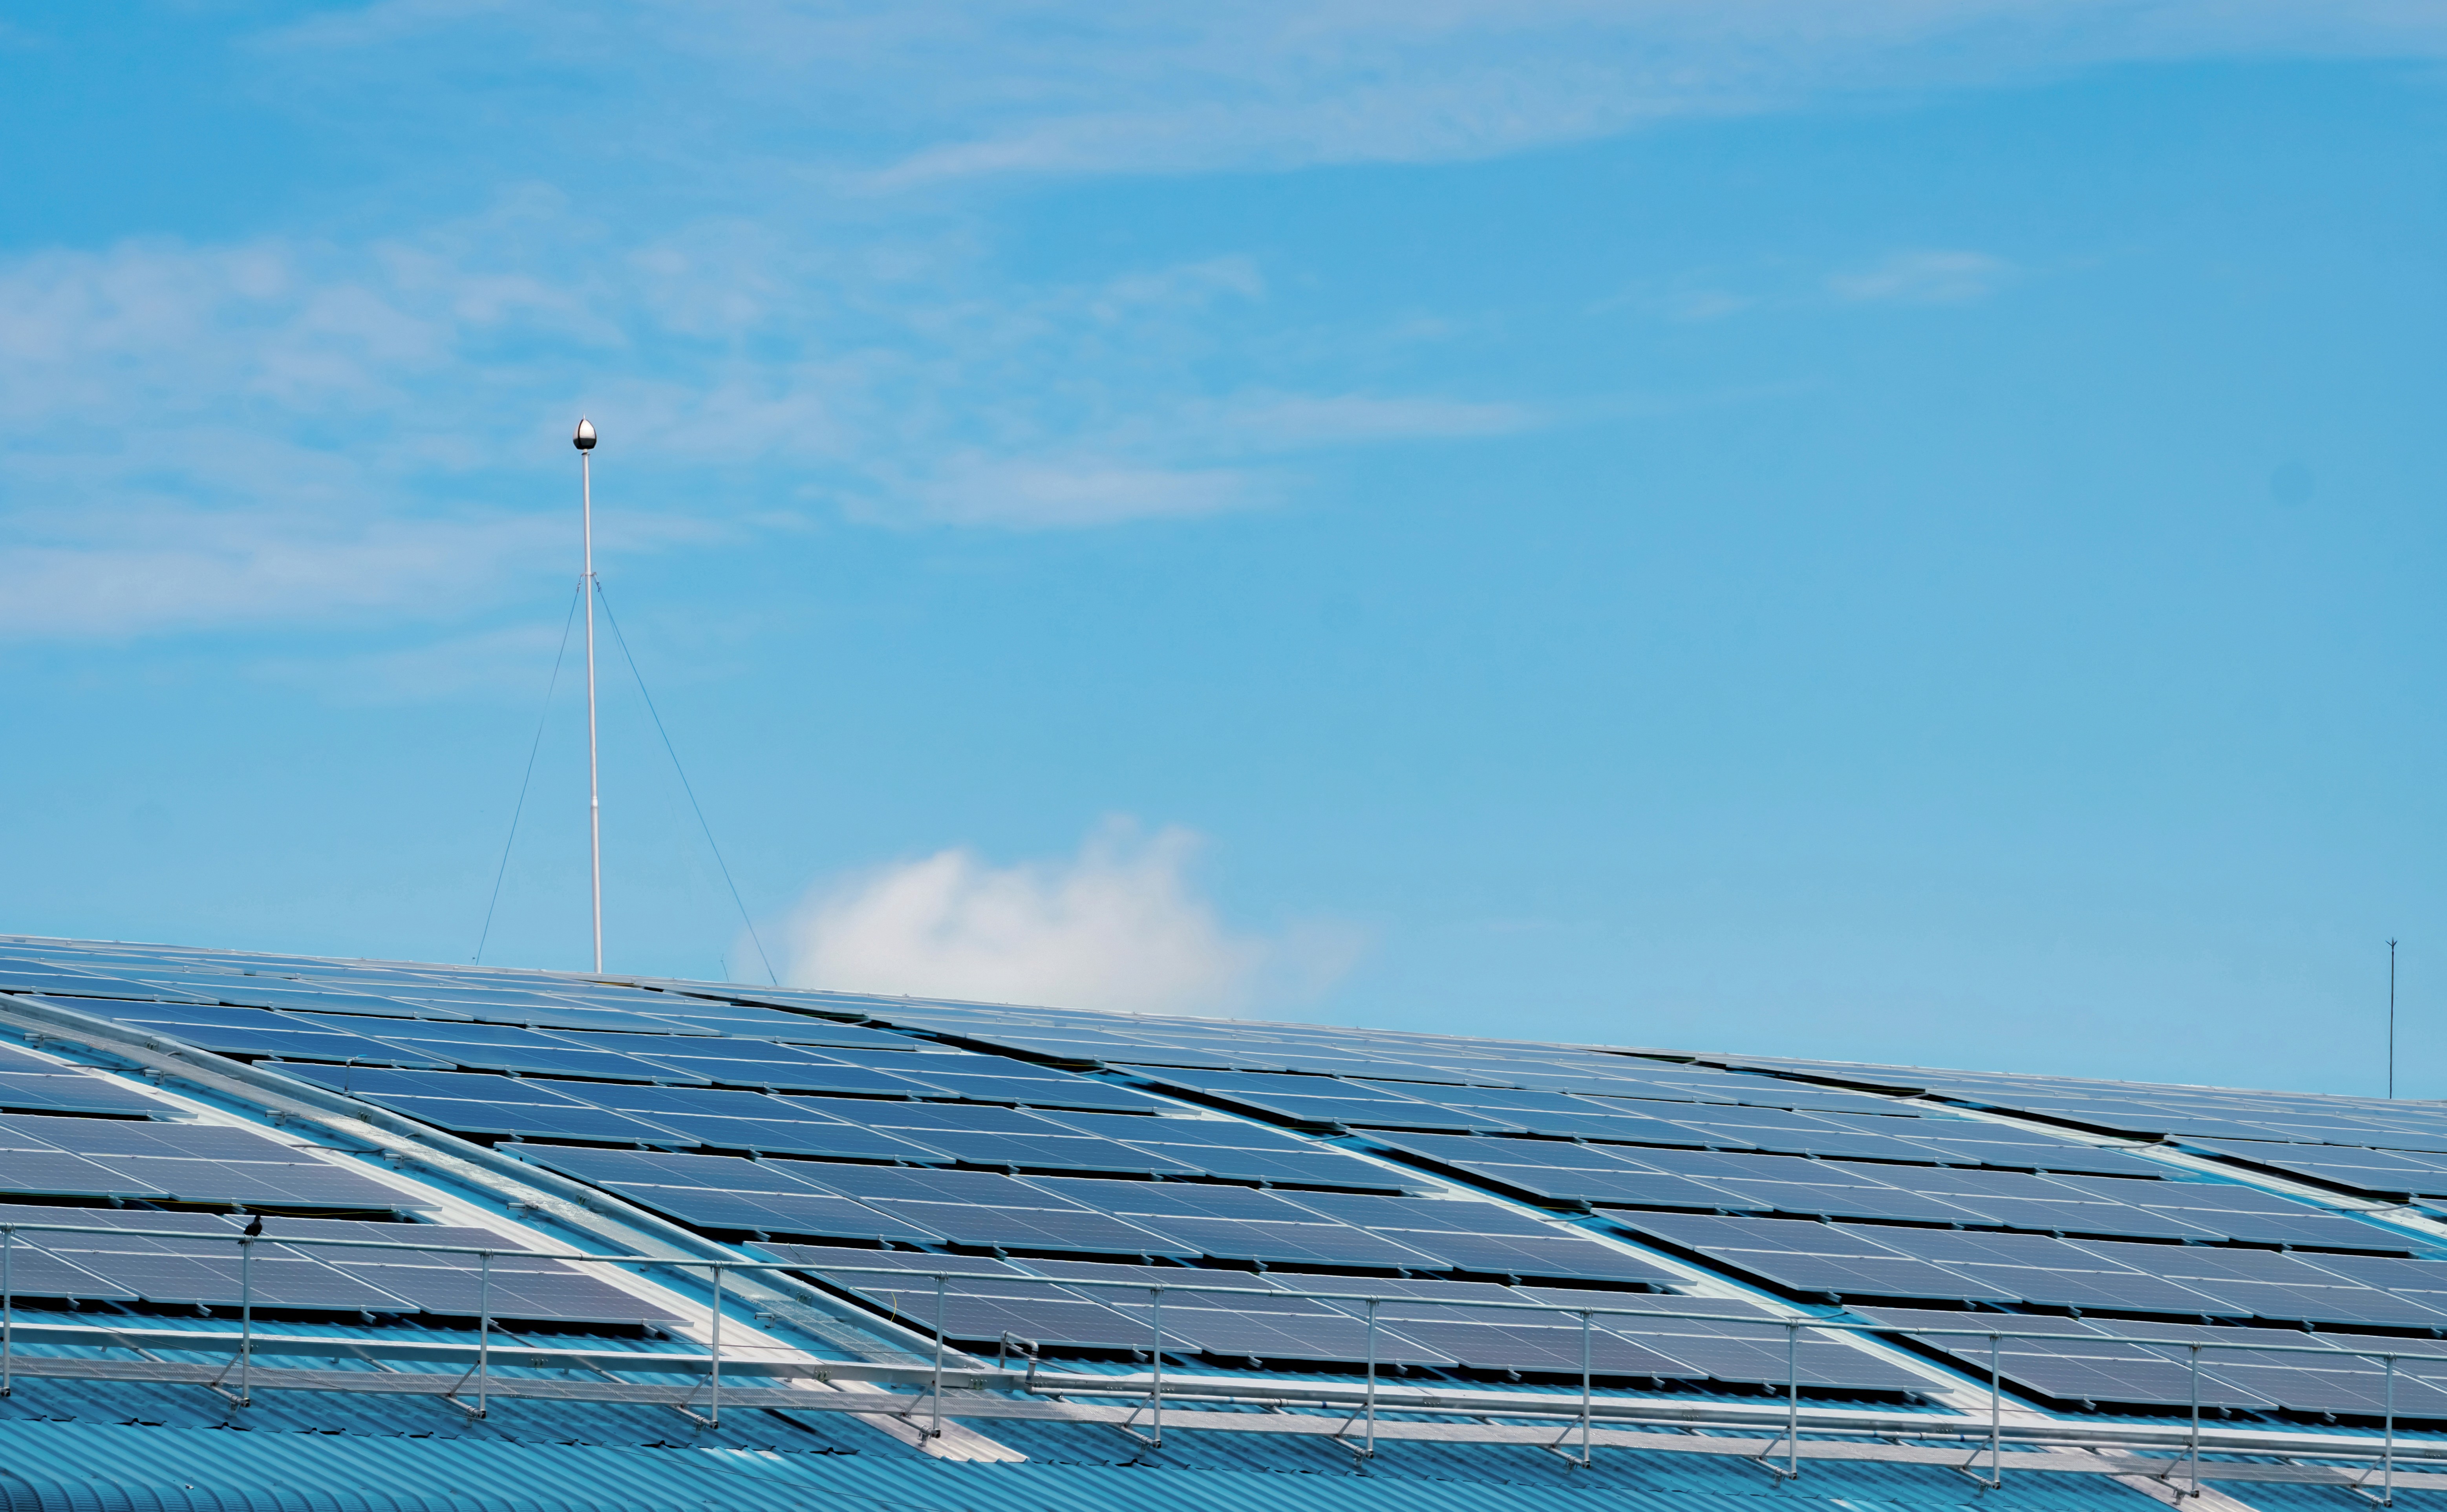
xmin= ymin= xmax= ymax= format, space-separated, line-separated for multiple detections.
xmin=4 ymin=3 xmax=2446 ymax=1095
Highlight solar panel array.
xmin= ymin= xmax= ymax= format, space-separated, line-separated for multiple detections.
xmin=0 ymin=1202 xmax=673 ymax=1322
xmin=514 ymin=1145 xmax=1670 ymax=1279
xmin=1709 ymin=1054 xmax=2447 ymax=1210
xmin=752 ymin=1240 xmax=1921 ymax=1389
xmin=19 ymin=933 xmax=2447 ymax=1422
xmin=0 ymin=1111 xmax=420 ymax=1209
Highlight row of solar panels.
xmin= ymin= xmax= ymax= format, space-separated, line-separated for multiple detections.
xmin=0 ymin=1041 xmax=178 ymax=1118
xmin=271 ymin=1065 xmax=1409 ymax=1188
xmin=0 ymin=1204 xmax=668 ymax=1323
xmin=1368 ymin=1133 xmax=2404 ymax=1250
xmin=1750 ymin=1059 xmax=2447 ymax=1146
xmin=758 ymin=1241 xmax=1926 ymax=1389
xmin=1621 ymin=1211 xmax=2447 ymax=1327
xmin=0 ymin=1112 xmax=416 ymax=1210
xmin=1858 ymin=1305 xmax=2447 ymax=1415
xmin=522 ymin=1146 xmax=1670 ymax=1281
xmin=0 ymin=957 xmax=830 ymax=1040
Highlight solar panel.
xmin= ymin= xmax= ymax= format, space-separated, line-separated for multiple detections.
xmin=80 ymin=1155 xmax=422 ymax=1209
xmin=0 ymin=1150 xmax=168 ymax=1198
xmin=1031 ymin=1178 xmax=1319 ymax=1222
xmin=788 ymin=1165 xmax=1079 ymax=1206
xmin=0 ymin=1070 xmax=174 ymax=1117
xmin=0 ymin=970 xmax=210 ymax=1002
xmin=895 ymin=1071 xmax=1168 ymax=1111
xmin=855 ymin=1201 xmax=1191 ymax=1255
xmin=1133 ymin=1216 xmax=1442 ymax=1267
xmin=624 ymin=1115 xmax=935 ymax=1160
xmin=518 ymin=1146 xmax=823 ymax=1192
xmin=1396 ymin=1231 xmax=1681 ymax=1282
xmin=1277 ymin=1192 xmax=1565 ymax=1237
xmin=1697 ymin=1180 xmax=1975 ymax=1223
xmin=818 ymin=1100 xmax=1089 ymax=1136
xmin=1462 ymin=1162 xmax=1750 ymax=1210
xmin=274 ymin=1064 xmax=591 ymax=1104
xmin=614 ymin=1183 xmax=941 ymax=1240
xmin=351 ymin=1094 xmax=686 ymax=1145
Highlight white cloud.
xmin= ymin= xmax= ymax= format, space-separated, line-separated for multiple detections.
xmin=783 ymin=818 xmax=1363 ymax=1015
xmin=1827 ymin=249 xmax=2017 ymax=305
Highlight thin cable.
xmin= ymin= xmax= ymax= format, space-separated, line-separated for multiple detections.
xmin=474 ymin=581 xmax=585 ymax=964
xmin=594 ymin=582 xmax=780 ymax=986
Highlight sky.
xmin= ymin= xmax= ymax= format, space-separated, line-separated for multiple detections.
xmin=4 ymin=2 xmax=2447 ymax=1097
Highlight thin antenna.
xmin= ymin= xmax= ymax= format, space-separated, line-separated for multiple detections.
xmin=2390 ymin=937 xmax=2400 ymax=1099
xmin=574 ymin=416 xmax=602 ymax=974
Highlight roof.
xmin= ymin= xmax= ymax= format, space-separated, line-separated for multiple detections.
xmin=0 ymin=932 xmax=2442 ymax=1511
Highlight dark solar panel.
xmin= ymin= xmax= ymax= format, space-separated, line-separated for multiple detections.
xmin=0 ymin=970 xmax=210 ymax=1001
xmin=326 ymin=1259 xmax=679 ymax=1324
xmin=888 ymin=1072 xmax=1168 ymax=1112
xmin=1375 ymin=1318 xmax=1696 ymax=1376
xmin=855 ymin=1200 xmax=1190 ymax=1255
xmin=795 ymin=1099 xmax=1070 ymax=1135
xmin=0 ymin=1071 xmax=172 ymax=1117
xmin=3 ymin=1117 xmax=295 ymax=1161
xmin=516 ymin=1145 xmax=817 ymax=1192
xmin=1029 ymin=1177 xmax=1316 ymax=1222
xmin=0 ymin=1149 xmax=166 ymax=1197
xmin=604 ymin=1183 xmax=940 ymax=1240
xmin=750 ymin=1241 xmax=1024 ymax=1276
xmin=1697 ymin=1181 xmax=1975 ymax=1223
xmin=82 ymin=1156 xmax=422 ymax=1209
xmin=274 ymin=1064 xmax=590 ymax=1105
xmin=561 ymin=1084 xmax=802 ymax=1117
xmin=1467 ymin=1163 xmax=1751 ymax=1210
xmin=1396 ymin=1232 xmax=1680 ymax=1282
xmin=787 ymin=1165 xmax=1081 ymax=1207
xmin=1134 ymin=1216 xmax=1441 ymax=1267
xmin=355 ymin=1094 xmax=686 ymax=1144
xmin=624 ymin=1115 xmax=937 ymax=1161
xmin=1278 ymin=1192 xmax=1564 ymax=1237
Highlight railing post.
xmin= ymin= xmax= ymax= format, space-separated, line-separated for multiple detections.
xmin=709 ymin=1262 xmax=723 ymax=1429
xmin=1150 ymin=1285 xmax=1164 ymax=1451
xmin=2187 ymin=1342 xmax=2201 ymax=1498
xmin=1364 ymin=1297 xmax=1378 ymax=1459
xmin=930 ymin=1274 xmax=945 ymax=1439
xmin=2382 ymin=1353 xmax=2396 ymax=1507
xmin=1578 ymin=1309 xmax=1594 ymax=1468
xmin=1989 ymin=1330 xmax=2003 ymax=1488
xmin=1786 ymin=1319 xmax=1799 ymax=1480
xmin=2 ymin=1225 xmax=13 ymax=1398
xmin=238 ymin=1235 xmax=253 ymax=1406
xmin=476 ymin=1251 xmax=491 ymax=1419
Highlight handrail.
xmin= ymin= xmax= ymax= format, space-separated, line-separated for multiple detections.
xmin=1 ymin=1215 xmax=2434 ymax=1500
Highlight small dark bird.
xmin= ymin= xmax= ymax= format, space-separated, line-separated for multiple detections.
xmin=242 ymin=1215 xmax=264 ymax=1238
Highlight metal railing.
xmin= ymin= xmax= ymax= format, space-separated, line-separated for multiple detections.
xmin=0 ymin=1218 xmax=2433 ymax=1500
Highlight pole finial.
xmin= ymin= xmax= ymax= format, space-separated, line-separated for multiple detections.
xmin=574 ymin=416 xmax=597 ymax=451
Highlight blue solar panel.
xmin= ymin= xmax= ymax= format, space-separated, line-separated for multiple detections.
xmin=1276 ymin=1192 xmax=1563 ymax=1237
xmin=1137 ymin=1216 xmax=1442 ymax=1267
xmin=519 ymin=1145 xmax=816 ymax=1190
xmin=854 ymin=1200 xmax=1189 ymax=1255
xmin=787 ymin=1165 xmax=1077 ymax=1206
xmin=360 ymin=1093 xmax=687 ymax=1144
xmin=0 ymin=1070 xmax=174 ymax=1116
xmin=629 ymin=1115 xmax=936 ymax=1160
xmin=1031 ymin=1177 xmax=1319 ymax=1222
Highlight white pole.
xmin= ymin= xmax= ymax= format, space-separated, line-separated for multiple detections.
xmin=576 ymin=417 xmax=602 ymax=973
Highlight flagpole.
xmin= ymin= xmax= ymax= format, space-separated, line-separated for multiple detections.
xmin=574 ymin=417 xmax=602 ymax=973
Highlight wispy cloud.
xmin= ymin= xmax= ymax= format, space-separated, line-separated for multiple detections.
xmin=783 ymin=817 xmax=1365 ymax=1014
xmin=1827 ymin=249 xmax=2018 ymax=305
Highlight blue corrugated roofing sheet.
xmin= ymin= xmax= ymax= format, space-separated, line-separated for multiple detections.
xmin=0 ymin=1419 xmax=2166 ymax=1512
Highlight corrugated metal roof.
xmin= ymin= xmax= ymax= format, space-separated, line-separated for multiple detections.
xmin=0 ymin=1419 xmax=2169 ymax=1512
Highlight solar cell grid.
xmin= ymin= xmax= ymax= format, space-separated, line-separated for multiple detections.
xmin=362 ymin=1096 xmax=685 ymax=1144
xmin=1703 ymin=1181 xmax=1976 ymax=1224
xmin=1172 ymin=1148 xmax=1416 ymax=1190
xmin=0 ymin=1071 xmax=174 ymax=1117
xmin=1401 ymin=1232 xmax=1681 ymax=1282
xmin=518 ymin=1145 xmax=813 ymax=1192
xmin=608 ymin=1184 xmax=939 ymax=1240
xmin=1277 ymin=1191 xmax=1562 ymax=1236
xmin=1030 ymin=1177 xmax=1314 ymax=1222
xmin=858 ymin=1200 xmax=1187 ymax=1254
xmin=633 ymin=1116 xmax=935 ymax=1161
xmin=276 ymin=1064 xmax=590 ymax=1105
xmin=793 ymin=1165 xmax=1082 ymax=1207
xmin=750 ymin=1241 xmax=1022 ymax=1276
